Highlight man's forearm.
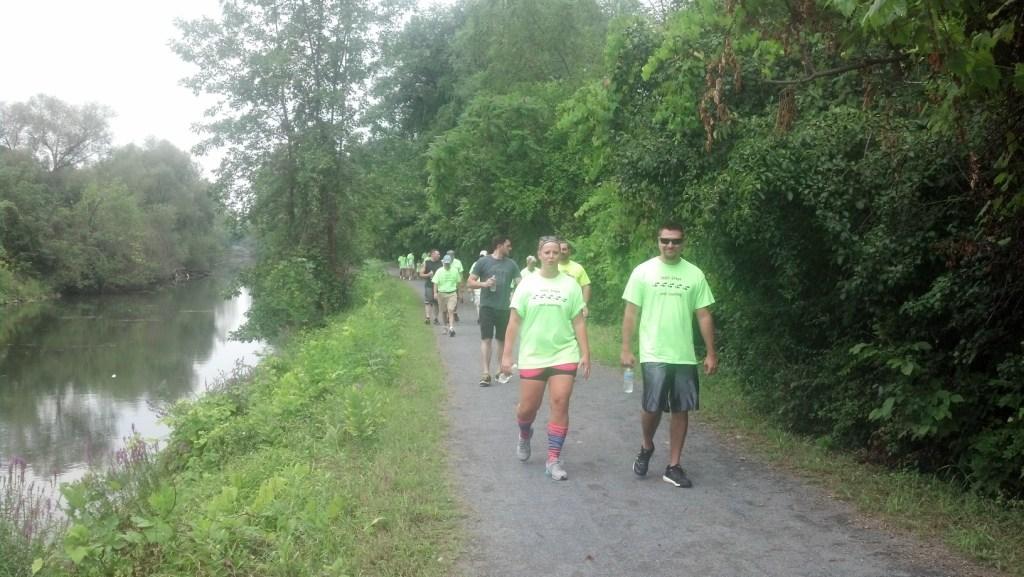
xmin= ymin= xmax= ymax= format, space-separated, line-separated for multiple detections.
xmin=621 ymin=306 xmax=637 ymax=353
xmin=697 ymin=311 xmax=716 ymax=355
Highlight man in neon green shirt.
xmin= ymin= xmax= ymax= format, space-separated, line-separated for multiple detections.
xmin=446 ymin=250 xmax=465 ymax=321
xmin=621 ymin=222 xmax=717 ymax=489
xmin=558 ymin=241 xmax=591 ymax=318
xmin=401 ymin=253 xmax=412 ymax=279
xmin=433 ymin=255 xmax=461 ymax=336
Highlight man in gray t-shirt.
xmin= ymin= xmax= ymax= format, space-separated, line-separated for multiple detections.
xmin=467 ymin=236 xmax=521 ymax=387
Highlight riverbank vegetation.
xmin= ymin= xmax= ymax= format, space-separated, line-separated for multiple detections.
xmin=0 ymin=95 xmax=228 ymax=303
xmin=2 ymin=265 xmax=459 ymax=576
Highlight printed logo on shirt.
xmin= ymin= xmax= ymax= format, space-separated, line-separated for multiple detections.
xmin=653 ymin=275 xmax=691 ymax=295
xmin=529 ymin=287 xmax=569 ymax=305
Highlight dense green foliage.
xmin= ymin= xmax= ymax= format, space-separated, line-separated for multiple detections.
xmin=173 ymin=0 xmax=410 ymax=338
xmin=0 ymin=98 xmax=226 ymax=300
xmin=15 ymin=264 xmax=458 ymax=577
xmin=361 ymin=0 xmax=1023 ymax=497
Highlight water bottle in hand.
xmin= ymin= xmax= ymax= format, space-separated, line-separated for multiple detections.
xmin=497 ymin=364 xmax=516 ymax=384
xmin=623 ymin=367 xmax=634 ymax=393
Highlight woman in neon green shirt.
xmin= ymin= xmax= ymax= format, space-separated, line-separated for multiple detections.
xmin=501 ymin=236 xmax=590 ymax=481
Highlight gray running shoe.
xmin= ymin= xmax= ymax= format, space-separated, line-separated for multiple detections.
xmin=516 ymin=431 xmax=532 ymax=462
xmin=545 ymin=459 xmax=568 ymax=481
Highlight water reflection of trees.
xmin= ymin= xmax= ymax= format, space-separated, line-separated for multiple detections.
xmin=0 ymin=277 xmax=235 ymax=475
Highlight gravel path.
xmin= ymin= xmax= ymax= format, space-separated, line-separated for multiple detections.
xmin=411 ymin=282 xmax=987 ymax=577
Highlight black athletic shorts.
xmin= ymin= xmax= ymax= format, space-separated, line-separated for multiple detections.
xmin=640 ymin=362 xmax=700 ymax=413
xmin=479 ymin=306 xmax=510 ymax=341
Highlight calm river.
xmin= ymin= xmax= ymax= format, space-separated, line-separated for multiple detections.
xmin=0 ymin=275 xmax=267 ymax=485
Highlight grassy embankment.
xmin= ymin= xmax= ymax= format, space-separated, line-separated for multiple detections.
xmin=6 ymin=265 xmax=460 ymax=577
xmin=589 ymin=321 xmax=1024 ymax=576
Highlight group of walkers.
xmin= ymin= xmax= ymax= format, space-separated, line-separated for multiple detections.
xmin=397 ymin=222 xmax=717 ymax=489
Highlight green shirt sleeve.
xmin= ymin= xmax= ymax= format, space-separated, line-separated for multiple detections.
xmin=622 ymin=265 xmax=644 ymax=307
xmin=575 ymin=264 xmax=591 ymax=287
xmin=693 ymin=275 xmax=715 ymax=310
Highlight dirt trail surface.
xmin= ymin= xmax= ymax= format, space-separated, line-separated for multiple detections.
xmin=410 ymin=281 xmax=986 ymax=577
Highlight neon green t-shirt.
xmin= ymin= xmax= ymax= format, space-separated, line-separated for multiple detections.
xmin=622 ymin=257 xmax=715 ymax=365
xmin=558 ymin=260 xmax=591 ymax=287
xmin=451 ymin=257 xmax=464 ymax=277
xmin=432 ymin=266 xmax=461 ymax=293
xmin=510 ymin=272 xmax=584 ymax=369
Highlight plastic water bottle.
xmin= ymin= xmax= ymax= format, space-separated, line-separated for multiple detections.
xmin=497 ymin=364 xmax=516 ymax=384
xmin=623 ymin=368 xmax=634 ymax=393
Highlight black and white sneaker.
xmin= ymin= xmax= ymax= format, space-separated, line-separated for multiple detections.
xmin=479 ymin=373 xmax=492 ymax=387
xmin=632 ymin=446 xmax=654 ymax=476
xmin=663 ymin=465 xmax=693 ymax=488
xmin=448 ymin=328 xmax=455 ymax=337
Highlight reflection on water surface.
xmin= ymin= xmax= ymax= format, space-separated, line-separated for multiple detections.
xmin=0 ymin=277 xmax=267 ymax=484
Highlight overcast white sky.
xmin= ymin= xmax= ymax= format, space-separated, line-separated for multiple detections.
xmin=3 ymin=0 xmax=450 ymax=174
xmin=3 ymin=1 xmax=223 ymax=170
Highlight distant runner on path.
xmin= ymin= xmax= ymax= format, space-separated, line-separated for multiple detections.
xmin=520 ymin=255 xmax=538 ymax=278
xmin=467 ymin=236 xmax=520 ymax=387
xmin=446 ymin=249 xmax=465 ymax=322
xmin=621 ymin=222 xmax=718 ymax=489
xmin=433 ymin=255 xmax=461 ymax=337
xmin=420 ymin=249 xmax=443 ymax=325
xmin=502 ymin=235 xmax=590 ymax=481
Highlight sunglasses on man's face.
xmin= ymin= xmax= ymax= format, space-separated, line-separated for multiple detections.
xmin=659 ymin=238 xmax=683 ymax=246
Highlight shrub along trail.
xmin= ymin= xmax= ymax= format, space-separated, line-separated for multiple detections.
xmin=412 ymin=278 xmax=1002 ymax=577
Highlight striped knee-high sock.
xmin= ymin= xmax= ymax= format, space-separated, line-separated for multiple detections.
xmin=517 ymin=419 xmax=534 ymax=439
xmin=547 ymin=423 xmax=568 ymax=463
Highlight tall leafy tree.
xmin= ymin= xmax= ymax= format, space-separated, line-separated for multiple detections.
xmin=371 ymin=5 xmax=465 ymax=138
xmin=451 ymin=0 xmax=608 ymax=94
xmin=173 ymin=0 xmax=408 ymax=334
xmin=416 ymin=0 xmax=610 ymax=256
xmin=0 ymin=95 xmax=113 ymax=171
xmin=94 ymin=140 xmax=225 ymax=274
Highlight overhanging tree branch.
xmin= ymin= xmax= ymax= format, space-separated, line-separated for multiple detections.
xmin=764 ymin=56 xmax=905 ymax=85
